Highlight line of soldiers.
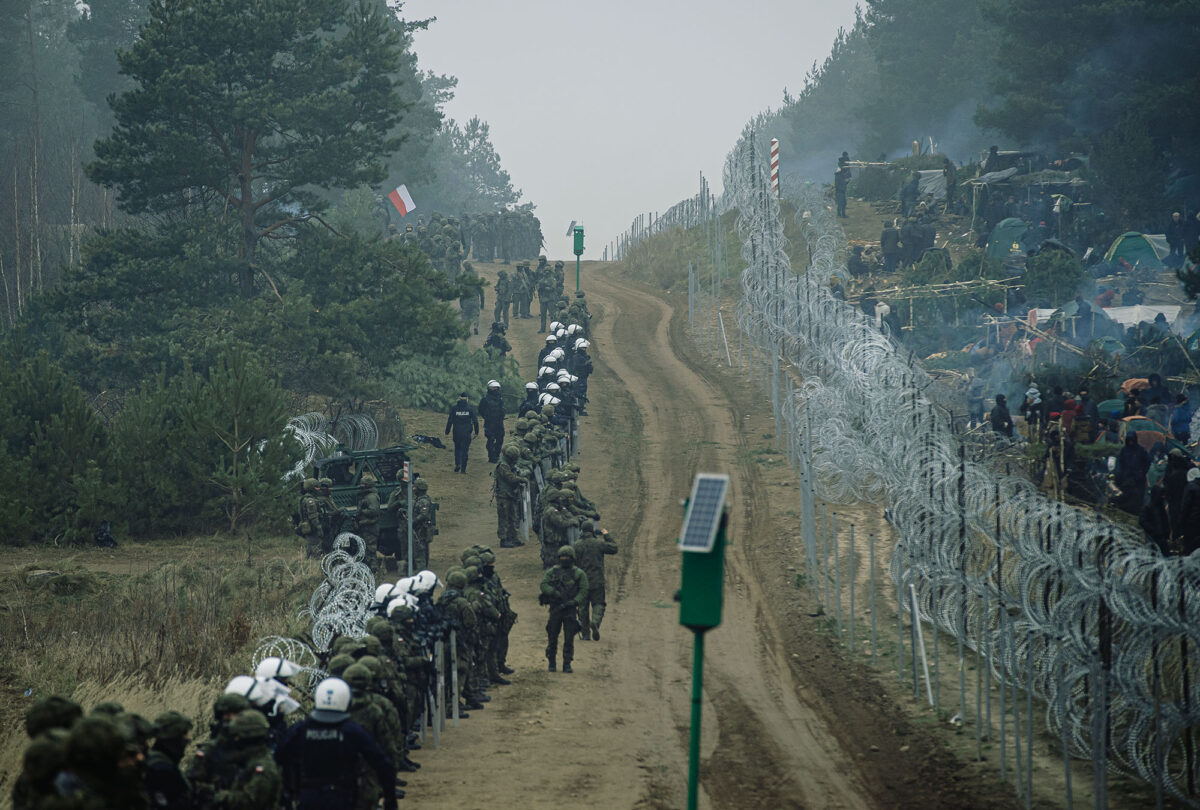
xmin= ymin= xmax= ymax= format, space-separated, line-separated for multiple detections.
xmin=297 ymin=474 xmax=437 ymax=576
xmin=462 ymin=209 xmax=543 ymax=265
xmin=490 ymin=255 xmax=565 ymax=328
xmin=391 ymin=212 xmax=467 ymax=280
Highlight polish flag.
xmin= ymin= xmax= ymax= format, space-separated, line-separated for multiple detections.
xmin=387 ymin=184 xmax=416 ymax=217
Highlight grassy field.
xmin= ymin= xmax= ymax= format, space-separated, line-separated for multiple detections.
xmin=0 ymin=532 xmax=320 ymax=801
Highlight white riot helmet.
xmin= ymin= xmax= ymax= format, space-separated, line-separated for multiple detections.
xmin=311 ymin=678 xmax=352 ymax=722
xmin=545 ymin=335 xmax=556 ymax=344
xmin=254 ymin=657 xmax=300 ymax=681
xmin=525 ymin=382 xmax=538 ymax=390
xmin=225 ymin=675 xmax=272 ymax=707
xmin=538 ymin=393 xmax=553 ymax=405
xmin=395 ymin=576 xmax=416 ymax=594
xmin=566 ymin=324 xmax=581 ymax=335
xmin=412 ymin=570 xmax=438 ymax=594
xmin=549 ymin=321 xmax=563 ymax=332
xmin=487 ymin=379 xmax=500 ymax=390
xmin=546 ymin=382 xmax=561 ymax=392
xmin=558 ymin=372 xmax=577 ymax=384
xmin=549 ymin=348 xmax=566 ymax=361
xmin=374 ymin=583 xmax=400 ymax=605
xmin=555 ymin=329 xmax=566 ymax=340
xmin=575 ymin=339 xmax=590 ymax=350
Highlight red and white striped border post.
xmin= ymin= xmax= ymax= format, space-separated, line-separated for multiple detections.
xmin=770 ymin=139 xmax=780 ymax=197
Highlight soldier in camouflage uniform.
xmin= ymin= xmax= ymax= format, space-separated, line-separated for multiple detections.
xmin=479 ymin=549 xmax=517 ymax=679
xmin=554 ymin=260 xmax=565 ymax=299
xmin=540 ymin=546 xmax=588 ymax=672
xmin=411 ymin=479 xmax=435 ymax=571
xmin=297 ymin=478 xmax=323 ymax=558
xmin=462 ymin=560 xmax=501 ymax=700
xmin=387 ymin=605 xmax=434 ymax=733
xmin=144 ymin=710 xmax=192 ymax=810
xmin=207 ymin=711 xmax=281 ymax=810
xmin=343 ymin=664 xmax=395 ymax=810
xmin=493 ymin=270 xmax=512 ymax=326
xmin=458 ymin=262 xmax=485 ymax=335
xmin=381 ymin=470 xmax=408 ymax=574
xmin=536 ymin=264 xmax=558 ymax=331
xmin=540 ymin=489 xmax=580 ymax=569
xmin=355 ymin=474 xmax=381 ymax=574
xmin=187 ymin=693 xmax=251 ymax=807
xmin=11 ymin=695 xmax=82 ymax=810
xmin=573 ymin=521 xmax=618 ymax=640
xmin=437 ymin=569 xmax=479 ymax=714
xmin=484 ymin=321 xmax=511 ymax=360
xmin=494 ymin=445 xmax=525 ymax=548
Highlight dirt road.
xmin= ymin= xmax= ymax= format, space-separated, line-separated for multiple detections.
xmin=406 ymin=262 xmax=1021 ymax=810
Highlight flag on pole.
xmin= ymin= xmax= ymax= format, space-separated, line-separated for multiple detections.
xmin=387 ymin=184 xmax=416 ymax=217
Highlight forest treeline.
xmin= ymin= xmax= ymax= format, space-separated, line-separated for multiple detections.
xmin=760 ymin=0 xmax=1200 ymax=227
xmin=0 ymin=0 xmax=528 ymax=545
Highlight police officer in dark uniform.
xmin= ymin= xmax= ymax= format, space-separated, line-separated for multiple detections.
xmin=477 ymin=380 xmax=507 ymax=463
xmin=444 ymin=391 xmax=479 ymax=474
xmin=275 ymin=678 xmax=398 ymax=810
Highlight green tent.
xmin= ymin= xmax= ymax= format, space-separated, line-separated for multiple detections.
xmin=986 ymin=217 xmax=1028 ymax=259
xmin=1103 ymin=232 xmax=1166 ymax=271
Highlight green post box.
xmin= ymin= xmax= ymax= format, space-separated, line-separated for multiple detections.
xmin=675 ymin=473 xmax=729 ymax=810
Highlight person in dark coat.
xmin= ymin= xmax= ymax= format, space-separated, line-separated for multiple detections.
xmin=444 ymin=392 xmax=479 ymax=474
xmin=1114 ymin=432 xmax=1152 ymax=515
xmin=990 ymin=393 xmax=1014 ymax=436
xmin=1162 ymin=448 xmax=1193 ymax=542
xmin=1139 ymin=485 xmax=1172 ymax=555
xmin=880 ymin=219 xmax=901 ymax=273
xmin=517 ymin=382 xmax=540 ymax=418
xmin=477 ymin=380 xmax=507 ymax=463
xmin=1179 ymin=468 xmax=1200 ymax=555
xmin=1167 ymin=212 xmax=1187 ymax=269
xmin=834 ymin=163 xmax=851 ymax=218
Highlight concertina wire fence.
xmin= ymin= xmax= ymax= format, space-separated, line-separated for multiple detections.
xmin=626 ymin=125 xmax=1200 ymax=805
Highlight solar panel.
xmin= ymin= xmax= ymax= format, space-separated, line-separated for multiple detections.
xmin=679 ymin=474 xmax=729 ymax=553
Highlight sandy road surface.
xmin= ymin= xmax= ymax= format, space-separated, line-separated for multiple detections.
xmin=404 ymin=262 xmax=1022 ymax=810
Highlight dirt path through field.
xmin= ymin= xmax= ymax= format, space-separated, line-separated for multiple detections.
xmin=399 ymin=260 xmax=1024 ymax=810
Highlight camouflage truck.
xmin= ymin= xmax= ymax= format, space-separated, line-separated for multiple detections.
xmin=311 ymin=445 xmax=437 ymax=555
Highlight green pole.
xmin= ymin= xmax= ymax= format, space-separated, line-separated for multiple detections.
xmin=576 ymin=255 xmax=581 ymax=292
xmin=687 ymin=629 xmax=705 ymax=810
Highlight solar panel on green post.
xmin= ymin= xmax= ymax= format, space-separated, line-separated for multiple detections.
xmin=679 ymin=474 xmax=728 ymax=629
xmin=679 ymin=474 xmax=728 ymax=553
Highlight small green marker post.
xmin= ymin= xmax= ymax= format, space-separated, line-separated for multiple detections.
xmin=573 ymin=225 xmax=584 ymax=291
xmin=676 ymin=474 xmax=729 ymax=810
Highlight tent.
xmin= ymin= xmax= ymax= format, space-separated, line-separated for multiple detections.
xmin=916 ymin=170 xmax=946 ymax=200
xmin=1103 ymin=232 xmax=1168 ymax=271
xmin=987 ymin=217 xmax=1028 ymax=259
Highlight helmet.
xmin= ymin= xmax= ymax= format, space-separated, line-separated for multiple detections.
xmin=327 ymin=653 xmax=355 ymax=677
xmin=479 ymin=550 xmax=496 ymax=565
xmin=549 ymin=321 xmax=563 ymax=331
xmin=228 ymin=710 xmax=270 ymax=741
xmin=374 ymin=582 xmax=399 ymax=604
xmin=414 ymin=478 xmax=428 ymax=492
xmin=555 ymin=329 xmax=566 ymax=339
xmin=212 ymin=693 xmax=251 ymax=718
xmin=538 ymin=366 xmax=555 ymax=377
xmin=254 ymin=657 xmax=300 ymax=680
xmin=581 ymin=520 xmax=596 ymax=532
xmin=388 ymin=601 xmax=415 ymax=620
xmin=395 ymin=576 xmax=416 ymax=594
xmin=152 ymin=710 xmax=193 ymax=741
xmin=362 ymin=635 xmax=383 ymax=656
xmin=546 ymin=382 xmax=561 ymax=392
xmin=302 ymin=477 xmax=318 ymax=493
xmin=311 ymin=678 xmax=352 ymax=722
xmin=525 ymin=382 xmax=538 ymax=390
xmin=343 ymin=663 xmax=372 ymax=690
xmin=557 ymin=545 xmax=574 ymax=559
xmin=463 ymin=552 xmax=482 ymax=568
xmin=359 ymin=473 xmax=376 ymax=487
xmin=575 ymin=339 xmax=589 ymax=350
xmin=550 ymin=349 xmax=565 ymax=361
xmin=446 ymin=568 xmax=467 ymax=588
xmin=224 ymin=675 xmax=271 ymax=707
xmin=575 ymin=290 xmax=585 ymax=298
xmin=555 ymin=260 xmax=564 ymax=268
xmin=487 ymin=379 xmax=500 ymax=389
xmin=413 ymin=570 xmax=438 ymax=593
xmin=503 ymin=445 xmax=520 ymax=461
xmin=545 ymin=335 xmax=557 ymax=343
xmin=567 ymin=324 xmax=581 ymax=334
xmin=25 ymin=696 xmax=83 ymax=738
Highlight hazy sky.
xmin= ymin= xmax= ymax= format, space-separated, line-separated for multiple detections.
xmin=401 ymin=0 xmax=860 ymax=259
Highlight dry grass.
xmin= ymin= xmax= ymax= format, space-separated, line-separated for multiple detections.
xmin=0 ymin=533 xmax=323 ymax=803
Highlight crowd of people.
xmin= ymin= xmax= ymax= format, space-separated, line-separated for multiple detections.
xmin=983 ymin=372 xmax=1200 ymax=556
